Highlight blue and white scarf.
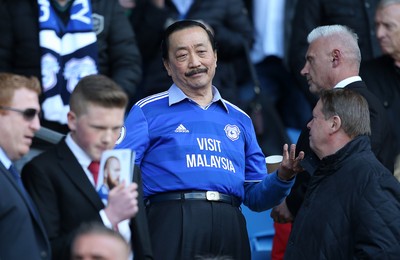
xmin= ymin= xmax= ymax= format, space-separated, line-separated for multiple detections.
xmin=38 ymin=0 xmax=98 ymax=124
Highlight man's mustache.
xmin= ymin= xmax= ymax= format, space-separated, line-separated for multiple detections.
xmin=185 ymin=68 xmax=208 ymax=76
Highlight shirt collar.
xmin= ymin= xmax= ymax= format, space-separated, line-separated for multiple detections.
xmin=0 ymin=148 xmax=12 ymax=169
xmin=168 ymin=84 xmax=229 ymax=112
xmin=65 ymin=133 xmax=92 ymax=168
xmin=334 ymin=76 xmax=362 ymax=89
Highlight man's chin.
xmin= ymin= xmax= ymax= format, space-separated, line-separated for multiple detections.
xmin=16 ymin=148 xmax=30 ymax=160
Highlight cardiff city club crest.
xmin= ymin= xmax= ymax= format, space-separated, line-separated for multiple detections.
xmin=224 ymin=124 xmax=240 ymax=141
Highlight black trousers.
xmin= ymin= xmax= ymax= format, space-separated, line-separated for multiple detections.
xmin=146 ymin=200 xmax=250 ymax=260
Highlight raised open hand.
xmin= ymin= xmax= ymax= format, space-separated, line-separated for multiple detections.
xmin=277 ymin=144 xmax=304 ymax=180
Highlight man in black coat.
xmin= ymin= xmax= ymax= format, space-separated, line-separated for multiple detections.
xmin=271 ymin=24 xmax=395 ymax=226
xmin=285 ymin=88 xmax=400 ymax=259
xmin=360 ymin=0 xmax=400 ymax=181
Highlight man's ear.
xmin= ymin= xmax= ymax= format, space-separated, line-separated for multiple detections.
xmin=329 ymin=115 xmax=342 ymax=134
xmin=331 ymin=49 xmax=341 ymax=67
xmin=67 ymin=111 xmax=77 ymax=131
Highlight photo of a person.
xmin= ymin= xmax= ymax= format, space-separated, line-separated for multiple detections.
xmin=97 ymin=149 xmax=135 ymax=205
xmin=103 ymin=156 xmax=121 ymax=190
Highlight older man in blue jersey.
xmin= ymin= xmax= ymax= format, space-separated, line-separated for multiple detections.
xmin=117 ymin=20 xmax=304 ymax=260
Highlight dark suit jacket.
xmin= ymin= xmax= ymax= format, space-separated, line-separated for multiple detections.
xmin=345 ymin=81 xmax=394 ymax=169
xmin=286 ymin=80 xmax=395 ymax=217
xmin=0 ymin=162 xmax=51 ymax=260
xmin=22 ymin=138 xmax=153 ymax=260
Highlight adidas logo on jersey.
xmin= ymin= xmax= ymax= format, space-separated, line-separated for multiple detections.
xmin=175 ymin=124 xmax=189 ymax=133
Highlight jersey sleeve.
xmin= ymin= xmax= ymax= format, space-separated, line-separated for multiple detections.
xmin=116 ymin=105 xmax=150 ymax=165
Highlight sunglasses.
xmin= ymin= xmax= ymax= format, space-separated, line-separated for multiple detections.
xmin=0 ymin=106 xmax=40 ymax=121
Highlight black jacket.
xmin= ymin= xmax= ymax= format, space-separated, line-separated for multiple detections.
xmin=286 ymin=80 xmax=395 ymax=216
xmin=361 ymin=55 xmax=400 ymax=155
xmin=285 ymin=136 xmax=400 ymax=259
xmin=0 ymin=0 xmax=142 ymax=101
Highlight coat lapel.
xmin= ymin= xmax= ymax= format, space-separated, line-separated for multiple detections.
xmin=0 ymin=162 xmax=51 ymax=252
xmin=0 ymin=163 xmax=40 ymax=217
xmin=55 ymin=140 xmax=104 ymax=210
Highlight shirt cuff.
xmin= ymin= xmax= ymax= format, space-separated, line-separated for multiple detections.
xmin=99 ymin=209 xmax=113 ymax=229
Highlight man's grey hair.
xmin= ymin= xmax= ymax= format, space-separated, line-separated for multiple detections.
xmin=307 ymin=25 xmax=362 ymax=65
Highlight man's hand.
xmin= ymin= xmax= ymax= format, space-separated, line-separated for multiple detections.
xmin=277 ymin=144 xmax=304 ymax=180
xmin=104 ymin=182 xmax=139 ymax=226
xmin=270 ymin=198 xmax=294 ymax=223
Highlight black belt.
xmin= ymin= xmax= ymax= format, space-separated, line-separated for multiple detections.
xmin=145 ymin=191 xmax=241 ymax=207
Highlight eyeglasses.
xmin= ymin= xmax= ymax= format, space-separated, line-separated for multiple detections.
xmin=0 ymin=106 xmax=39 ymax=121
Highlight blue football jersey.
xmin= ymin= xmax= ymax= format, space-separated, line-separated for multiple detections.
xmin=117 ymin=85 xmax=272 ymax=200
